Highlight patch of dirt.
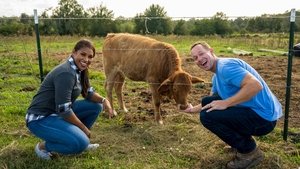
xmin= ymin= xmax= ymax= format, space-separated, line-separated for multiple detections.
xmin=91 ymin=53 xmax=300 ymax=129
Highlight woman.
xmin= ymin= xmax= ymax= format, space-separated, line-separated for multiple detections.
xmin=26 ymin=39 xmax=113 ymax=160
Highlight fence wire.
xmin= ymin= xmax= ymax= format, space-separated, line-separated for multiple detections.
xmin=2 ymin=15 xmax=300 ymax=20
xmin=1 ymin=34 xmax=300 ymax=110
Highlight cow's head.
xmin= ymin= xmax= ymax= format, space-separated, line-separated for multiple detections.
xmin=158 ymin=71 xmax=204 ymax=110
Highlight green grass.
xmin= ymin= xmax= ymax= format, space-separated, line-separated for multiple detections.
xmin=0 ymin=34 xmax=300 ymax=168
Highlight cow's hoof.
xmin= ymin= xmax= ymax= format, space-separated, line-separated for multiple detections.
xmin=158 ymin=120 xmax=164 ymax=125
xmin=113 ymin=110 xmax=118 ymax=116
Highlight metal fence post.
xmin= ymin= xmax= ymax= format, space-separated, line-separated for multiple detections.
xmin=34 ymin=9 xmax=44 ymax=82
xmin=283 ymin=8 xmax=296 ymax=141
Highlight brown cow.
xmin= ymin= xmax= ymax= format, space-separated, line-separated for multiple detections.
xmin=102 ymin=33 xmax=204 ymax=124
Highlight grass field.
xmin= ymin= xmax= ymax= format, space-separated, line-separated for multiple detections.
xmin=0 ymin=34 xmax=300 ymax=169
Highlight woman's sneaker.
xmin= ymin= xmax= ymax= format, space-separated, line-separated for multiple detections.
xmin=85 ymin=143 xmax=99 ymax=151
xmin=35 ymin=143 xmax=52 ymax=160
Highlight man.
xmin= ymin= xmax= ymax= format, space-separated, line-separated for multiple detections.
xmin=186 ymin=41 xmax=282 ymax=169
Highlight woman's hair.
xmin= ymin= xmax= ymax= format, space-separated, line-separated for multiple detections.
xmin=73 ymin=39 xmax=96 ymax=98
xmin=73 ymin=39 xmax=96 ymax=57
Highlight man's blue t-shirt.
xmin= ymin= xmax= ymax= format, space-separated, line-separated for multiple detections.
xmin=211 ymin=58 xmax=282 ymax=121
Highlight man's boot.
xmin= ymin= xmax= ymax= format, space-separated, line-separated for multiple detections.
xmin=226 ymin=147 xmax=264 ymax=169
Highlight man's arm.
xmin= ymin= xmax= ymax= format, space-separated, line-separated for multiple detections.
xmin=202 ymin=73 xmax=262 ymax=111
xmin=225 ymin=73 xmax=262 ymax=107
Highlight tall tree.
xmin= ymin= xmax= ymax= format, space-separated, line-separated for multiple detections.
xmin=211 ymin=12 xmax=232 ymax=36
xmin=87 ymin=4 xmax=115 ymax=36
xmin=40 ymin=8 xmax=58 ymax=35
xmin=134 ymin=4 xmax=172 ymax=35
xmin=52 ymin=0 xmax=85 ymax=35
xmin=114 ymin=17 xmax=135 ymax=33
xmin=190 ymin=18 xmax=215 ymax=36
xmin=173 ymin=19 xmax=188 ymax=35
xmin=20 ymin=13 xmax=33 ymax=35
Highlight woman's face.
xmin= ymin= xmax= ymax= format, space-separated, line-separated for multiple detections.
xmin=72 ymin=47 xmax=94 ymax=71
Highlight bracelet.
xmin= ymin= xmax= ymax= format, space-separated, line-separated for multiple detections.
xmin=101 ymin=98 xmax=106 ymax=103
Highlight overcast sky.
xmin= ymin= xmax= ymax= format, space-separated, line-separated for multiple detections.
xmin=0 ymin=0 xmax=299 ymax=18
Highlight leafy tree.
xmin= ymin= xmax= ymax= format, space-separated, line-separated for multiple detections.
xmin=0 ymin=19 xmax=26 ymax=35
xmin=190 ymin=19 xmax=215 ymax=36
xmin=19 ymin=13 xmax=33 ymax=35
xmin=190 ymin=12 xmax=233 ymax=36
xmin=134 ymin=4 xmax=172 ymax=35
xmin=114 ymin=17 xmax=135 ymax=33
xmin=20 ymin=13 xmax=31 ymax=24
xmin=185 ymin=18 xmax=197 ymax=35
xmin=52 ymin=0 xmax=86 ymax=35
xmin=232 ymin=17 xmax=249 ymax=34
xmin=86 ymin=3 xmax=115 ymax=36
xmin=211 ymin=12 xmax=232 ymax=36
xmin=39 ymin=8 xmax=58 ymax=35
xmin=133 ymin=13 xmax=147 ymax=34
xmin=173 ymin=19 xmax=188 ymax=35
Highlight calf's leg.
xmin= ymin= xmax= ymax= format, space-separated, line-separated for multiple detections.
xmin=150 ymin=84 xmax=163 ymax=124
xmin=105 ymin=73 xmax=117 ymax=117
xmin=114 ymin=73 xmax=128 ymax=112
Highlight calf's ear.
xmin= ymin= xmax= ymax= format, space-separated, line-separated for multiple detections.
xmin=158 ymin=78 xmax=172 ymax=95
xmin=191 ymin=76 xmax=205 ymax=83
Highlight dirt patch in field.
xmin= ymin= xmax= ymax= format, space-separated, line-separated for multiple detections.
xmin=91 ymin=53 xmax=300 ymax=129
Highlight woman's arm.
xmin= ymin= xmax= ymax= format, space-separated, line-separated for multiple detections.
xmin=89 ymin=92 xmax=114 ymax=118
xmin=64 ymin=112 xmax=91 ymax=137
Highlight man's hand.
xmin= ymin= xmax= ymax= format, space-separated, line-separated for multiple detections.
xmin=183 ymin=103 xmax=193 ymax=113
xmin=183 ymin=104 xmax=203 ymax=113
xmin=202 ymin=100 xmax=228 ymax=112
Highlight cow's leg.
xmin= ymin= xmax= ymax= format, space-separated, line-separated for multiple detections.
xmin=114 ymin=73 xmax=128 ymax=112
xmin=149 ymin=84 xmax=163 ymax=124
xmin=105 ymin=72 xmax=118 ymax=117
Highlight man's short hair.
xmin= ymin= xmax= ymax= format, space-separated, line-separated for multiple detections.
xmin=190 ymin=41 xmax=211 ymax=50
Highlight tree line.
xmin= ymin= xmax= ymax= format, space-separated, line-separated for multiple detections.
xmin=0 ymin=0 xmax=299 ymax=36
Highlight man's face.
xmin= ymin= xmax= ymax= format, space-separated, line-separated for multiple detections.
xmin=191 ymin=45 xmax=214 ymax=71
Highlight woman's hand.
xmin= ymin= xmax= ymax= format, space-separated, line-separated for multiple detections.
xmin=89 ymin=93 xmax=117 ymax=119
xmin=103 ymin=99 xmax=115 ymax=118
xmin=82 ymin=127 xmax=91 ymax=138
xmin=64 ymin=112 xmax=91 ymax=138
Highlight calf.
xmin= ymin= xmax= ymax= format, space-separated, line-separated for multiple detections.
xmin=102 ymin=33 xmax=204 ymax=124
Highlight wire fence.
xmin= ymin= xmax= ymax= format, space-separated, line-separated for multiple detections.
xmin=0 ymin=12 xmax=300 ymax=121
xmin=2 ymin=34 xmax=300 ymax=138
xmin=1 ymin=35 xmax=300 ymax=106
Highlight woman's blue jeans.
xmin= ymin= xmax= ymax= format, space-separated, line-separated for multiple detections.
xmin=200 ymin=95 xmax=277 ymax=153
xmin=27 ymin=99 xmax=102 ymax=155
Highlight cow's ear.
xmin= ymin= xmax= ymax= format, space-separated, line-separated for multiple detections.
xmin=191 ymin=76 xmax=205 ymax=84
xmin=158 ymin=78 xmax=172 ymax=95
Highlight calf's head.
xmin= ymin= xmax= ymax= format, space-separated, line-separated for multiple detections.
xmin=158 ymin=72 xmax=204 ymax=110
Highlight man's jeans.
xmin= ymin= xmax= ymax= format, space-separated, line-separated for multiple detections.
xmin=27 ymin=99 xmax=102 ymax=154
xmin=200 ymin=95 xmax=276 ymax=153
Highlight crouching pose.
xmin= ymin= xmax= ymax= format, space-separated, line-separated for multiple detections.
xmin=25 ymin=39 xmax=113 ymax=160
xmin=186 ymin=41 xmax=282 ymax=169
